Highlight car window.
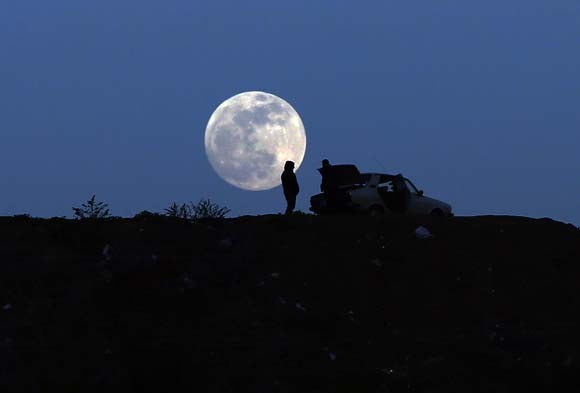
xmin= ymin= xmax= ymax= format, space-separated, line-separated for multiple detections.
xmin=380 ymin=181 xmax=393 ymax=191
xmin=379 ymin=175 xmax=392 ymax=184
xmin=361 ymin=174 xmax=372 ymax=185
xmin=404 ymin=179 xmax=419 ymax=194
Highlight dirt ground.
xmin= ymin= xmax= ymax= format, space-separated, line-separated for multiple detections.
xmin=0 ymin=213 xmax=579 ymax=392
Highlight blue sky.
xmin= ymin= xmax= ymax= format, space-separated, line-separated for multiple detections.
xmin=1 ymin=0 xmax=579 ymax=224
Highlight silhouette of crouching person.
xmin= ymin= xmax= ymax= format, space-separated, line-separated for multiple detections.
xmin=281 ymin=160 xmax=299 ymax=215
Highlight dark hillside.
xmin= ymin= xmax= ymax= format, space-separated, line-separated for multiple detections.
xmin=1 ymin=214 xmax=579 ymax=392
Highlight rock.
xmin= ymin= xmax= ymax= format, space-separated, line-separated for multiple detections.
xmin=415 ymin=226 xmax=433 ymax=239
xmin=102 ymin=244 xmax=112 ymax=261
xmin=346 ymin=310 xmax=356 ymax=322
xmin=218 ymin=238 xmax=233 ymax=250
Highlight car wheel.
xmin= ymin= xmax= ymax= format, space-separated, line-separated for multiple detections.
xmin=368 ymin=205 xmax=384 ymax=216
xmin=430 ymin=208 xmax=444 ymax=217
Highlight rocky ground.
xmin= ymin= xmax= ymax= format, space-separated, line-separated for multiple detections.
xmin=0 ymin=213 xmax=579 ymax=392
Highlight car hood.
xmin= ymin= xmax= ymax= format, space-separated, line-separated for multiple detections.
xmin=318 ymin=164 xmax=363 ymax=187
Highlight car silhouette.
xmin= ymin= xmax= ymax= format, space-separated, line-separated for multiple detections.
xmin=309 ymin=164 xmax=453 ymax=216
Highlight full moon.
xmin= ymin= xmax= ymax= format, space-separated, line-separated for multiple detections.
xmin=204 ymin=91 xmax=307 ymax=191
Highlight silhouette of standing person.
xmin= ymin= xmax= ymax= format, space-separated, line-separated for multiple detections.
xmin=319 ymin=158 xmax=338 ymax=211
xmin=281 ymin=161 xmax=299 ymax=215
xmin=392 ymin=174 xmax=410 ymax=213
xmin=320 ymin=159 xmax=331 ymax=192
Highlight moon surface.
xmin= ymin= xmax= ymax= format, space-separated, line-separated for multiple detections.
xmin=204 ymin=91 xmax=307 ymax=191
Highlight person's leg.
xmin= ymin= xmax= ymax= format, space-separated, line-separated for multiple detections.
xmin=285 ymin=195 xmax=296 ymax=215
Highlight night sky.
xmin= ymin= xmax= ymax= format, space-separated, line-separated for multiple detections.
xmin=1 ymin=1 xmax=579 ymax=224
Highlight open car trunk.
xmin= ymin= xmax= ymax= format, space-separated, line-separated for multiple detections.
xmin=311 ymin=164 xmax=363 ymax=214
xmin=318 ymin=164 xmax=363 ymax=189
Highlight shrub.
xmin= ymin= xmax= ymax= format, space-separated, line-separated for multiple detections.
xmin=164 ymin=202 xmax=180 ymax=217
xmin=72 ymin=195 xmax=110 ymax=220
xmin=164 ymin=202 xmax=191 ymax=219
xmin=164 ymin=199 xmax=230 ymax=221
xmin=133 ymin=210 xmax=163 ymax=220
xmin=191 ymin=198 xmax=230 ymax=220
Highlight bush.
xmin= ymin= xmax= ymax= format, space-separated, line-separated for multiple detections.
xmin=164 ymin=202 xmax=191 ymax=219
xmin=164 ymin=199 xmax=230 ymax=221
xmin=133 ymin=210 xmax=163 ymax=220
xmin=72 ymin=195 xmax=110 ymax=220
xmin=133 ymin=210 xmax=161 ymax=220
xmin=12 ymin=214 xmax=32 ymax=220
xmin=192 ymin=198 xmax=231 ymax=220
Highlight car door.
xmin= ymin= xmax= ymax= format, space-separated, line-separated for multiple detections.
xmin=403 ymin=178 xmax=429 ymax=215
xmin=351 ymin=174 xmax=384 ymax=211
xmin=375 ymin=176 xmax=396 ymax=213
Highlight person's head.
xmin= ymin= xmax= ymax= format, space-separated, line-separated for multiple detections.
xmin=322 ymin=159 xmax=330 ymax=168
xmin=284 ymin=161 xmax=295 ymax=171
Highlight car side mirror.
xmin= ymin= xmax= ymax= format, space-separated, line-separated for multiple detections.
xmin=418 ymin=190 xmax=424 ymax=196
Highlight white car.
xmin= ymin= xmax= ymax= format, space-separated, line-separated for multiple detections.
xmin=309 ymin=164 xmax=453 ymax=217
